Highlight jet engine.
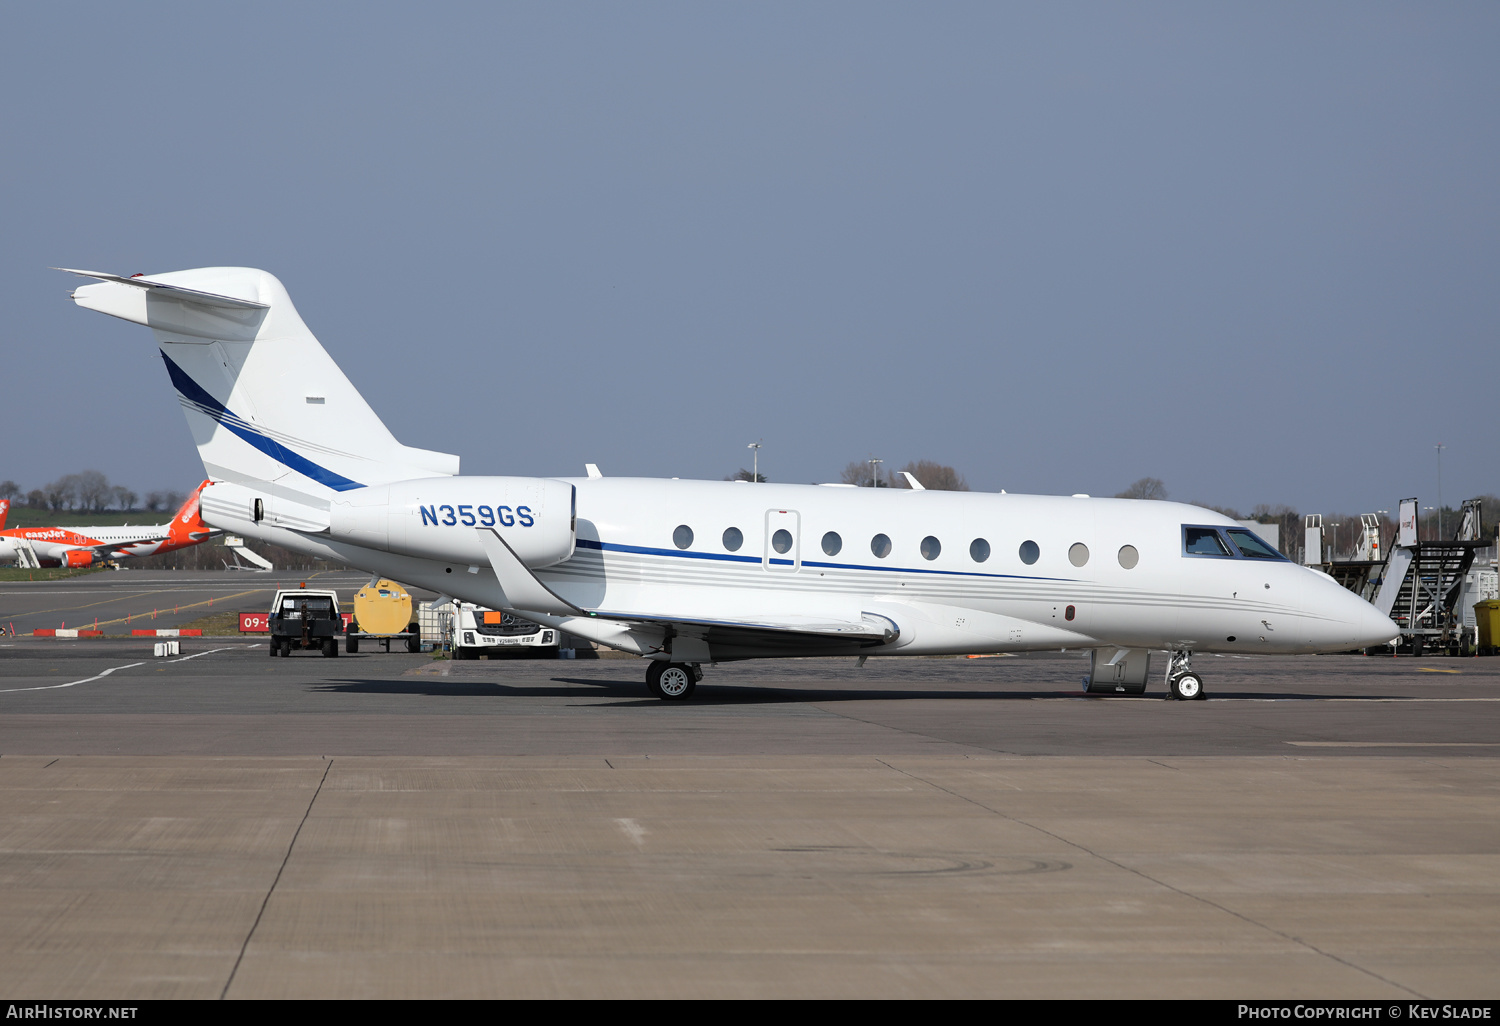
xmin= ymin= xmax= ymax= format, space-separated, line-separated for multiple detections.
xmin=61 ymin=550 xmax=95 ymax=568
xmin=330 ymin=477 xmax=576 ymax=569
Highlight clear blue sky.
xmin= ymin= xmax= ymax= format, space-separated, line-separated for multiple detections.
xmin=3 ymin=2 xmax=1496 ymax=515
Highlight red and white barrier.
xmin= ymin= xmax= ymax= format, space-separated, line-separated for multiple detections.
xmin=130 ymin=629 xmax=202 ymax=637
xmin=32 ymin=629 xmax=104 ymax=638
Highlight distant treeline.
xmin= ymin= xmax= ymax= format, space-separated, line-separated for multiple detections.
xmin=0 ymin=471 xmax=185 ymax=513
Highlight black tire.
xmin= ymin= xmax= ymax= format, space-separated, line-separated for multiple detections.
xmin=454 ymin=646 xmax=475 ymax=661
xmin=282 ymin=640 xmax=293 ymax=658
xmin=269 ymin=641 xmax=279 ymax=657
xmin=1169 ymin=672 xmax=1205 ymax=701
xmin=346 ymin=635 xmax=359 ymax=654
xmin=406 ymin=626 xmax=421 ymax=653
xmin=645 ymin=660 xmax=665 ymax=697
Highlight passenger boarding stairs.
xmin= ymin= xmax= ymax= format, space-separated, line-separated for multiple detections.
xmin=1371 ymin=541 xmax=1480 ymax=649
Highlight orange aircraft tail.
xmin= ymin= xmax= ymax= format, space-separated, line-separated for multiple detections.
xmin=0 ymin=499 xmax=8 ymax=531
xmin=161 ymin=481 xmax=214 ymax=552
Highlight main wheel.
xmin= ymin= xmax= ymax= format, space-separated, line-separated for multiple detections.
xmin=406 ymin=627 xmax=421 ymax=653
xmin=322 ymin=637 xmax=337 ymax=657
xmin=281 ymin=640 xmax=292 ymax=657
xmin=655 ymin=662 xmax=696 ymax=701
xmin=1170 ymin=672 xmax=1205 ymax=700
xmin=269 ymin=641 xmax=279 ymax=657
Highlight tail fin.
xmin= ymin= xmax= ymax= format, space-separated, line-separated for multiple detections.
xmin=0 ymin=499 xmax=8 ymax=530
xmin=62 ymin=268 xmax=459 ymax=502
xmin=160 ymin=480 xmax=214 ymax=552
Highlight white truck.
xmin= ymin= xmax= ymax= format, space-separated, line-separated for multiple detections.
xmin=451 ymin=603 xmax=559 ymax=659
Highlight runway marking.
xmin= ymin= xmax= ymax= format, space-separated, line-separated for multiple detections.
xmin=1419 ymin=667 xmax=1462 ymax=673
xmin=1287 ymin=741 xmax=1500 ymax=748
xmin=0 ymin=661 xmax=145 ymax=693
xmin=615 ymin=818 xmax=648 ymax=847
xmin=0 ymin=645 xmax=244 ymax=692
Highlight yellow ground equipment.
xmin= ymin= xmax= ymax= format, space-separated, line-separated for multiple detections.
xmin=347 ymin=579 xmax=420 ymax=653
xmin=1475 ymin=600 xmax=1500 ymax=656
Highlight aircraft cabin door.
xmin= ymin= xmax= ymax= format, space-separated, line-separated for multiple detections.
xmin=763 ymin=509 xmax=801 ymax=573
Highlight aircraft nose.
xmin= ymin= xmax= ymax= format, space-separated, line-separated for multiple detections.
xmin=1303 ymin=570 xmax=1400 ymax=649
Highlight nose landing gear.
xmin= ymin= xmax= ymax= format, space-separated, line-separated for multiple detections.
xmin=646 ymin=660 xmax=703 ymax=700
xmin=1165 ymin=649 xmax=1206 ymax=700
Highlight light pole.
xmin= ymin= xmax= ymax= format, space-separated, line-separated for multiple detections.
xmin=868 ymin=458 xmax=883 ymax=488
xmin=1435 ymin=443 xmax=1445 ymax=541
xmin=747 ymin=441 xmax=762 ymax=483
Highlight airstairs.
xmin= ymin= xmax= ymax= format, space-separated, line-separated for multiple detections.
xmin=13 ymin=539 xmax=41 ymax=569
xmin=222 ymin=536 xmax=274 ymax=571
xmin=1323 ymin=499 xmax=1492 ymax=653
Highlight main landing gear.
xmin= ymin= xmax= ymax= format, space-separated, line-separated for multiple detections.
xmin=1165 ymin=649 xmax=1206 ymax=700
xmin=646 ymin=660 xmax=702 ymax=700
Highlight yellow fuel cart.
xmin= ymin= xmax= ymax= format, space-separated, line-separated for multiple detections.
xmin=346 ymin=578 xmax=422 ymax=653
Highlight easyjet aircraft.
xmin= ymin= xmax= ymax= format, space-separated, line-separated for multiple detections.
xmin=61 ymin=267 xmax=1399 ymax=699
xmin=0 ymin=482 xmax=215 ymax=568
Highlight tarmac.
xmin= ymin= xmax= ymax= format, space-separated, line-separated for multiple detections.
xmin=0 ymin=572 xmax=1497 ymax=998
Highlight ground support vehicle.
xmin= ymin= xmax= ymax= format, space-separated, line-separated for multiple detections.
xmin=452 ymin=602 xmax=559 ymax=659
xmin=268 ymin=587 xmax=344 ymax=657
xmin=345 ymin=578 xmax=421 ymax=653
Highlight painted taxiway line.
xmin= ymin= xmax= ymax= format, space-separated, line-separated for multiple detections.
xmin=1287 ymin=741 xmax=1500 ymax=747
xmin=0 ymin=645 xmax=247 ymax=693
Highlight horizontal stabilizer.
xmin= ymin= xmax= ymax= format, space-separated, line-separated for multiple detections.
xmin=55 ymin=268 xmax=269 ymax=310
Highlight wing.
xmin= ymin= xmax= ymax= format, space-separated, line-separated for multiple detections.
xmin=474 ymin=527 xmax=899 ymax=658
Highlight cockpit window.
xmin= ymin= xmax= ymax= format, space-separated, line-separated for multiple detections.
xmin=1226 ymin=529 xmax=1285 ymax=560
xmin=1182 ymin=527 xmax=1233 ymax=557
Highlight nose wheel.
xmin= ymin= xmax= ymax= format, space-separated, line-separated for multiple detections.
xmin=1165 ymin=650 xmax=1206 ymax=700
xmin=646 ymin=660 xmax=700 ymax=700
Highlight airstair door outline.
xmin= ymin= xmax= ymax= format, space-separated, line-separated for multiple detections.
xmin=763 ymin=509 xmax=801 ymax=573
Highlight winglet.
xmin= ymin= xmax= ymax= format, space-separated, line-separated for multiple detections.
xmin=901 ymin=472 xmax=925 ymax=491
xmin=585 ymin=463 xmax=603 ymax=479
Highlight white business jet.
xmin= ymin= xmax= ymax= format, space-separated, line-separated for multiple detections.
xmin=60 ymin=267 xmax=1399 ymax=700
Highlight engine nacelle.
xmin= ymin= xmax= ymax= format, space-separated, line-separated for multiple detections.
xmin=61 ymin=550 xmax=96 ymax=568
xmin=330 ymin=476 xmax=575 ymax=569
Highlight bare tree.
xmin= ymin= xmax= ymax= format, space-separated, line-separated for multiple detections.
xmin=44 ymin=476 xmax=77 ymax=511
xmin=725 ymin=469 xmax=767 ymax=482
xmin=1250 ymin=503 xmax=1300 ymax=558
xmin=0 ymin=481 xmax=19 ymax=502
xmin=161 ymin=490 xmax=186 ymax=513
xmin=112 ymin=485 xmax=139 ymax=511
xmin=145 ymin=491 xmax=166 ymax=513
xmin=1115 ymin=477 xmax=1168 ymax=500
xmin=840 ymin=461 xmax=894 ymax=488
xmin=75 ymin=470 xmax=111 ymax=512
xmin=896 ymin=460 xmax=969 ymax=491
xmin=26 ymin=489 xmax=45 ymax=509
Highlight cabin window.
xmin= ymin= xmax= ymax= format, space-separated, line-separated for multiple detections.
xmin=970 ymin=538 xmax=990 ymax=562
xmin=771 ymin=529 xmax=793 ymax=554
xmin=1117 ymin=544 xmax=1139 ymax=569
xmin=1226 ymin=529 xmax=1284 ymax=560
xmin=722 ymin=527 xmax=743 ymax=551
xmin=821 ymin=531 xmax=842 ymax=556
xmin=1019 ymin=540 xmax=1039 ymax=565
xmin=920 ymin=536 xmax=941 ymax=560
xmin=1183 ymin=526 xmax=1233 ymax=558
xmin=673 ymin=525 xmax=694 ymax=550
xmin=1069 ymin=543 xmax=1089 ymax=567
xmin=871 ymin=533 xmax=892 ymax=558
